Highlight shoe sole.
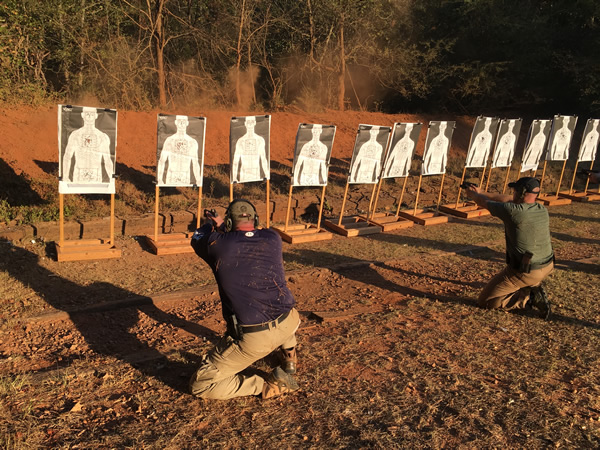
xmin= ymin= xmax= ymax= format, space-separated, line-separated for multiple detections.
xmin=271 ymin=367 xmax=299 ymax=391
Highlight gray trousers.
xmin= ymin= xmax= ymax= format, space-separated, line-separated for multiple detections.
xmin=190 ymin=308 xmax=300 ymax=400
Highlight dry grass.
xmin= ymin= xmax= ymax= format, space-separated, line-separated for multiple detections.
xmin=0 ymin=202 xmax=599 ymax=448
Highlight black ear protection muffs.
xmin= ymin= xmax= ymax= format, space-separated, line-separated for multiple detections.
xmin=224 ymin=199 xmax=259 ymax=232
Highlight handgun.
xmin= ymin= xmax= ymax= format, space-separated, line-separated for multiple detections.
xmin=460 ymin=181 xmax=477 ymax=190
xmin=203 ymin=208 xmax=217 ymax=218
xmin=577 ymin=169 xmax=593 ymax=178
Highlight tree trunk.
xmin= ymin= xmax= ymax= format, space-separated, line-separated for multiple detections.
xmin=338 ymin=17 xmax=346 ymax=111
xmin=235 ymin=0 xmax=246 ymax=107
xmin=155 ymin=0 xmax=167 ymax=107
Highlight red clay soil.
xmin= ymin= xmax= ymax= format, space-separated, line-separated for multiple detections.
xmin=0 ymin=105 xmax=476 ymax=183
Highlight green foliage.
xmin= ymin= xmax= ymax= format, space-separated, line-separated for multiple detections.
xmin=0 ymin=0 xmax=598 ymax=113
xmin=0 ymin=199 xmax=15 ymax=224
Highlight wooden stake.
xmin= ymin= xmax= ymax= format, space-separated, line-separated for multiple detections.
xmin=502 ymin=166 xmax=512 ymax=194
xmin=196 ymin=188 xmax=202 ymax=229
xmin=437 ymin=172 xmax=446 ymax=208
xmin=568 ymin=160 xmax=579 ymax=194
xmin=413 ymin=175 xmax=423 ymax=215
xmin=539 ymin=160 xmax=548 ymax=191
xmin=266 ymin=179 xmax=270 ymax=228
xmin=588 ymin=160 xmax=596 ymax=193
xmin=555 ymin=160 xmax=567 ymax=196
xmin=317 ymin=185 xmax=326 ymax=232
xmin=370 ymin=178 xmax=384 ymax=220
xmin=367 ymin=183 xmax=378 ymax=220
xmin=485 ymin=167 xmax=493 ymax=192
xmin=396 ymin=176 xmax=408 ymax=217
xmin=229 ymin=183 xmax=233 ymax=202
xmin=154 ymin=185 xmax=160 ymax=242
xmin=284 ymin=184 xmax=293 ymax=232
xmin=455 ymin=167 xmax=467 ymax=208
xmin=59 ymin=193 xmax=64 ymax=245
xmin=110 ymin=193 xmax=115 ymax=247
xmin=478 ymin=166 xmax=486 ymax=187
xmin=338 ymin=181 xmax=350 ymax=226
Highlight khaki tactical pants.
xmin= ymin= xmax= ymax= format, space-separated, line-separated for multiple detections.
xmin=478 ymin=263 xmax=554 ymax=310
xmin=189 ymin=308 xmax=300 ymax=400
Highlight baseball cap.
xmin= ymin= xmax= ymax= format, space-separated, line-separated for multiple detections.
xmin=227 ymin=199 xmax=256 ymax=227
xmin=508 ymin=177 xmax=540 ymax=193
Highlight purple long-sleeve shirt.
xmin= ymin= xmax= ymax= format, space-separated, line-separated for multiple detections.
xmin=191 ymin=223 xmax=295 ymax=325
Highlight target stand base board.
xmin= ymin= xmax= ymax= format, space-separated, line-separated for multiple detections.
xmin=536 ymin=194 xmax=572 ymax=206
xmin=360 ymin=212 xmax=414 ymax=231
xmin=272 ymin=224 xmax=333 ymax=244
xmin=396 ymin=208 xmax=449 ymax=226
xmin=558 ymin=190 xmax=600 ymax=202
xmin=438 ymin=202 xmax=490 ymax=219
xmin=145 ymin=233 xmax=194 ymax=255
xmin=323 ymin=216 xmax=382 ymax=237
xmin=56 ymin=239 xmax=121 ymax=262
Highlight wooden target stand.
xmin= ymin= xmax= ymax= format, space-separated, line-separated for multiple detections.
xmin=438 ymin=166 xmax=490 ymax=219
xmin=230 ymin=179 xmax=271 ymax=228
xmin=145 ymin=185 xmax=201 ymax=255
xmin=484 ymin=162 xmax=513 ymax=195
xmin=396 ymin=173 xmax=449 ymax=226
xmin=535 ymin=160 xmax=572 ymax=206
xmin=56 ymin=193 xmax=121 ymax=262
xmin=361 ymin=176 xmax=414 ymax=231
xmin=272 ymin=184 xmax=333 ymax=244
xmin=558 ymin=160 xmax=600 ymax=202
xmin=323 ymin=181 xmax=382 ymax=236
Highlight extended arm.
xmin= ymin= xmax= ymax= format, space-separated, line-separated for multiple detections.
xmin=464 ymin=185 xmax=511 ymax=209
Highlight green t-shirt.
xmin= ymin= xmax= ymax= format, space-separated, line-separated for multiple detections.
xmin=487 ymin=201 xmax=554 ymax=266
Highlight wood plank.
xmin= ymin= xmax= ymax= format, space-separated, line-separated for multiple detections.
xmin=360 ymin=212 xmax=414 ymax=231
xmin=56 ymin=243 xmax=121 ymax=262
xmin=439 ymin=203 xmax=490 ymax=219
xmin=537 ymin=195 xmax=572 ymax=206
xmin=271 ymin=224 xmax=333 ymax=244
xmin=145 ymin=234 xmax=194 ymax=255
xmin=323 ymin=216 xmax=382 ymax=237
xmin=397 ymin=209 xmax=449 ymax=226
xmin=558 ymin=190 xmax=600 ymax=202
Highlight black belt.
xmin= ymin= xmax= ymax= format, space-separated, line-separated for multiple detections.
xmin=241 ymin=310 xmax=291 ymax=333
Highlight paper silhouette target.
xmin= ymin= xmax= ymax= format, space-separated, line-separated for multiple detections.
xmin=465 ymin=116 xmax=499 ymax=168
xmin=58 ymin=105 xmax=117 ymax=194
xmin=230 ymin=115 xmax=270 ymax=183
xmin=292 ymin=124 xmax=336 ymax=187
xmin=348 ymin=125 xmax=392 ymax=184
xmin=156 ymin=114 xmax=205 ymax=187
xmin=546 ymin=115 xmax=577 ymax=161
xmin=521 ymin=119 xmax=551 ymax=172
xmin=421 ymin=121 xmax=455 ymax=176
xmin=382 ymin=122 xmax=422 ymax=179
xmin=491 ymin=119 xmax=522 ymax=168
xmin=577 ymin=119 xmax=600 ymax=162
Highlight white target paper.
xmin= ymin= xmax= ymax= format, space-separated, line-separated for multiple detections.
xmin=58 ymin=104 xmax=117 ymax=194
xmin=156 ymin=114 xmax=205 ymax=187
xmin=291 ymin=123 xmax=336 ymax=187
xmin=230 ymin=115 xmax=270 ymax=183
xmin=577 ymin=118 xmax=600 ymax=162
xmin=465 ymin=116 xmax=499 ymax=168
xmin=348 ymin=124 xmax=391 ymax=184
xmin=421 ymin=121 xmax=455 ymax=176
xmin=546 ymin=115 xmax=577 ymax=161
xmin=381 ymin=122 xmax=422 ymax=179
xmin=520 ymin=119 xmax=551 ymax=172
xmin=491 ymin=118 xmax=522 ymax=168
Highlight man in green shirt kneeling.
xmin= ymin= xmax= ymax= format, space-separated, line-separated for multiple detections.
xmin=464 ymin=177 xmax=554 ymax=319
